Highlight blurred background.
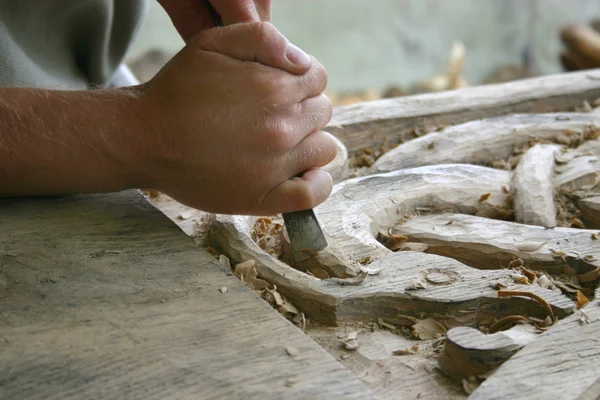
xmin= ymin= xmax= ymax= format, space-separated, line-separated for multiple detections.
xmin=126 ymin=0 xmax=600 ymax=105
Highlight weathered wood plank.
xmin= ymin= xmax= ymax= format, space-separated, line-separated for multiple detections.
xmin=370 ymin=113 xmax=600 ymax=174
xmin=0 ymin=191 xmax=373 ymax=400
xmin=327 ymin=69 xmax=600 ymax=155
xmin=470 ymin=292 xmax=600 ymax=400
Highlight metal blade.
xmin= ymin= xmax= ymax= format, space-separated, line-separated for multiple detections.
xmin=282 ymin=209 xmax=328 ymax=262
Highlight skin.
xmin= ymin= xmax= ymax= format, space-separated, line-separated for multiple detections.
xmin=0 ymin=1 xmax=337 ymax=215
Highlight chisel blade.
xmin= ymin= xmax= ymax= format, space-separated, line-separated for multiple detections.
xmin=282 ymin=209 xmax=328 ymax=262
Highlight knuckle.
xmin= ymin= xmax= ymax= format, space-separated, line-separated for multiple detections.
xmin=262 ymin=118 xmax=293 ymax=150
xmin=252 ymin=21 xmax=277 ymax=44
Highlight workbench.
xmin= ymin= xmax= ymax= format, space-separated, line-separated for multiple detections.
xmin=0 ymin=190 xmax=373 ymax=399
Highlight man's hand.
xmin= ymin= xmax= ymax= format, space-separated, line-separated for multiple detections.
xmin=157 ymin=0 xmax=271 ymax=42
xmin=133 ymin=22 xmax=335 ymax=215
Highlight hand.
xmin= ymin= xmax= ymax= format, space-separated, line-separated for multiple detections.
xmin=158 ymin=0 xmax=271 ymax=42
xmin=133 ymin=22 xmax=336 ymax=215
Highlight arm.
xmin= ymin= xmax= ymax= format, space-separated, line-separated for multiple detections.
xmin=0 ymin=87 xmax=144 ymax=196
xmin=0 ymin=23 xmax=335 ymax=216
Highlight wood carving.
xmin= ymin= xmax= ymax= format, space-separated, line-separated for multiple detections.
xmin=205 ymin=72 xmax=600 ymax=398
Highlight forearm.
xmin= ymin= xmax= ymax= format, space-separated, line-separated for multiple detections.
xmin=0 ymin=87 xmax=145 ymax=197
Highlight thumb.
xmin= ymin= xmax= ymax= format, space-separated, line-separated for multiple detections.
xmin=192 ymin=22 xmax=312 ymax=75
xmin=259 ymin=169 xmax=333 ymax=215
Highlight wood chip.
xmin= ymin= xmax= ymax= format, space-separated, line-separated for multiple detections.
xmin=285 ymin=379 xmax=296 ymax=388
xmin=177 ymin=210 xmax=195 ymax=220
xmin=578 ymin=267 xmax=600 ymax=284
xmin=378 ymin=318 xmax=397 ymax=330
xmin=579 ymin=309 xmax=591 ymax=325
xmin=346 ymin=331 xmax=359 ymax=341
xmin=218 ymin=287 xmax=228 ymax=294
xmin=412 ymin=318 xmax=447 ymax=340
xmin=392 ymin=348 xmax=415 ymax=356
xmin=219 ymin=255 xmax=232 ymax=270
xmin=508 ymin=258 xmax=524 ymax=269
xmin=273 ymin=291 xmax=285 ymax=307
xmin=406 ymin=276 xmax=428 ymax=290
xmin=577 ymin=290 xmax=590 ymax=309
xmin=479 ymin=192 xmax=492 ymax=202
xmin=343 ymin=340 xmax=360 ymax=351
xmin=571 ymin=218 xmax=586 ymax=229
xmin=285 ymin=346 xmax=299 ymax=357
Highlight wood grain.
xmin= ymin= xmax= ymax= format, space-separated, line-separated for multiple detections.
xmin=327 ymin=70 xmax=600 ymax=156
xmin=0 ymin=191 xmax=373 ymax=400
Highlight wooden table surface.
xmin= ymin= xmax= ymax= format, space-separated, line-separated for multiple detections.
xmin=0 ymin=191 xmax=373 ymax=400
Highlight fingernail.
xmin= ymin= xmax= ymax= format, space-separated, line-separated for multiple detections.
xmin=286 ymin=43 xmax=312 ymax=68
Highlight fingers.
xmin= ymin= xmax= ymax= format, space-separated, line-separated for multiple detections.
xmin=209 ymin=0 xmax=261 ymax=25
xmin=259 ymin=168 xmax=333 ymax=214
xmin=193 ymin=21 xmax=312 ymax=75
xmin=286 ymin=130 xmax=338 ymax=176
xmin=157 ymin=0 xmax=216 ymax=42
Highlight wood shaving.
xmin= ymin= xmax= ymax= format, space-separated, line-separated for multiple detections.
xmin=359 ymin=264 xmax=384 ymax=275
xmin=592 ymin=232 xmax=599 ymax=240
xmin=285 ymin=346 xmax=299 ymax=357
xmin=497 ymin=290 xmax=556 ymax=322
xmin=577 ymin=290 xmax=590 ymax=309
xmin=392 ymin=348 xmax=415 ymax=356
xmin=579 ymin=309 xmax=591 ymax=325
xmin=343 ymin=339 xmax=360 ymax=351
xmin=487 ymin=315 xmax=530 ymax=334
xmin=510 ymin=273 xmax=530 ymax=285
xmin=412 ymin=318 xmax=447 ymax=340
xmin=177 ymin=210 xmax=195 ymax=220
xmin=378 ymin=318 xmax=397 ymax=330
xmin=508 ymin=258 xmax=524 ymax=269
xmin=516 ymin=242 xmax=544 ymax=252
xmin=578 ymin=268 xmax=600 ymax=284
xmin=285 ymin=379 xmax=297 ymax=388
xmin=234 ymin=260 xmax=270 ymax=290
xmin=219 ymin=255 xmax=232 ymax=270
xmin=325 ymin=272 xmax=368 ymax=286
xmin=571 ymin=218 xmax=586 ymax=229
xmin=479 ymin=193 xmax=492 ymax=202
xmin=309 ymin=267 xmax=330 ymax=280
xmin=406 ymin=276 xmax=428 ymax=290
